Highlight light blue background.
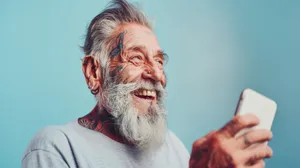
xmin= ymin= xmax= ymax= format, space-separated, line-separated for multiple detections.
xmin=0 ymin=0 xmax=299 ymax=167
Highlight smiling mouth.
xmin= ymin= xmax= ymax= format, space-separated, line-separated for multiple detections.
xmin=133 ymin=89 xmax=156 ymax=100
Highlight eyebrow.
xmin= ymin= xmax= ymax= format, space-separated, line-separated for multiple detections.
xmin=126 ymin=45 xmax=169 ymax=61
xmin=156 ymin=50 xmax=169 ymax=62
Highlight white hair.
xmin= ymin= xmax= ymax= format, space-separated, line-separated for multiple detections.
xmin=82 ymin=0 xmax=152 ymax=78
xmin=82 ymin=0 xmax=167 ymax=150
xmin=100 ymin=78 xmax=167 ymax=150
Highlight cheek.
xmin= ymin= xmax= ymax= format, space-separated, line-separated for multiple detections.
xmin=109 ymin=56 xmax=123 ymax=72
xmin=161 ymin=74 xmax=167 ymax=87
xmin=119 ymin=64 xmax=144 ymax=83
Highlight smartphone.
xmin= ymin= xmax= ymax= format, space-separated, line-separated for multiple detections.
xmin=234 ymin=88 xmax=277 ymax=139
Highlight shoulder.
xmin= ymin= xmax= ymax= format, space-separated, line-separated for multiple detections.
xmin=23 ymin=125 xmax=72 ymax=160
xmin=22 ymin=125 xmax=80 ymax=168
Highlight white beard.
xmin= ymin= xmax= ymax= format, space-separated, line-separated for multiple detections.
xmin=99 ymin=79 xmax=167 ymax=151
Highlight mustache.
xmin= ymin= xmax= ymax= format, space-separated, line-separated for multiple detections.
xmin=103 ymin=79 xmax=166 ymax=102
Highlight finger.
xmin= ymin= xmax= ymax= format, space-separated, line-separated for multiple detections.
xmin=236 ymin=129 xmax=273 ymax=149
xmin=193 ymin=130 xmax=216 ymax=148
xmin=245 ymin=146 xmax=273 ymax=165
xmin=219 ymin=114 xmax=259 ymax=138
xmin=247 ymin=160 xmax=265 ymax=168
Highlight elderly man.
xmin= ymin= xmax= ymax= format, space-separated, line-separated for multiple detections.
xmin=22 ymin=0 xmax=273 ymax=168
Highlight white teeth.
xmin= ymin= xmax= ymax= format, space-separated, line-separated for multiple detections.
xmin=149 ymin=91 xmax=153 ymax=97
xmin=152 ymin=91 xmax=156 ymax=97
xmin=135 ymin=89 xmax=156 ymax=97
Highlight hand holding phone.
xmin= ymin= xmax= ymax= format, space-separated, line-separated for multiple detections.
xmin=189 ymin=88 xmax=276 ymax=168
xmin=234 ymin=88 xmax=277 ymax=145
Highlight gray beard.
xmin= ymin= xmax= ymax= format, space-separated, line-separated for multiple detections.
xmin=99 ymin=78 xmax=167 ymax=151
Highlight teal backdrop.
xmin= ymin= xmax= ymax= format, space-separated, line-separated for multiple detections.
xmin=0 ymin=0 xmax=299 ymax=167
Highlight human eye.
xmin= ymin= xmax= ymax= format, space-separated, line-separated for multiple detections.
xmin=131 ymin=55 xmax=142 ymax=61
xmin=154 ymin=57 xmax=164 ymax=68
xmin=156 ymin=59 xmax=163 ymax=65
xmin=129 ymin=54 xmax=145 ymax=65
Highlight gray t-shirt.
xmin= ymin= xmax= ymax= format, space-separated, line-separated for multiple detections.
xmin=22 ymin=121 xmax=190 ymax=168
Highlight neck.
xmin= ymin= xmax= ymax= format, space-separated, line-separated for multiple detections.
xmin=78 ymin=104 xmax=132 ymax=145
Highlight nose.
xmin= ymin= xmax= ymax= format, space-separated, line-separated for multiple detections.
xmin=142 ymin=65 xmax=163 ymax=83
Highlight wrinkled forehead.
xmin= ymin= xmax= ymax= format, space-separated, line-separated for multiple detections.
xmin=121 ymin=24 xmax=161 ymax=53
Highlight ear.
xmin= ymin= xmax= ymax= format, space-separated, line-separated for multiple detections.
xmin=82 ymin=56 xmax=102 ymax=95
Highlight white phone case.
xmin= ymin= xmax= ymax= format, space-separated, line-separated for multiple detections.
xmin=234 ymin=88 xmax=277 ymax=138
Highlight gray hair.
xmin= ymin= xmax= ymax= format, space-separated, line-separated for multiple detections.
xmin=82 ymin=0 xmax=152 ymax=77
xmin=82 ymin=1 xmax=167 ymax=149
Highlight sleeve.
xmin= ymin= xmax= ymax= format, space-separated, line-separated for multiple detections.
xmin=22 ymin=126 xmax=76 ymax=168
xmin=22 ymin=150 xmax=69 ymax=168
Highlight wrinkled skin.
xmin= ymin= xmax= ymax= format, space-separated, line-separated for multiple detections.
xmin=82 ymin=23 xmax=273 ymax=167
xmin=190 ymin=114 xmax=273 ymax=168
xmin=83 ymin=23 xmax=166 ymax=113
